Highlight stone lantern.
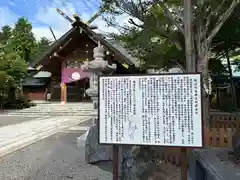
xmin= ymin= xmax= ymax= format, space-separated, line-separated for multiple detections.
xmin=81 ymin=42 xmax=116 ymax=163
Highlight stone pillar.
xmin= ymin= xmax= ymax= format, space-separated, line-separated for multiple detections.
xmin=87 ymin=73 xmax=98 ymax=110
xmin=81 ymin=42 xmax=116 ymax=163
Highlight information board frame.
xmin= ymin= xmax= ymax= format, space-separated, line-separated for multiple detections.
xmin=98 ymin=73 xmax=204 ymax=148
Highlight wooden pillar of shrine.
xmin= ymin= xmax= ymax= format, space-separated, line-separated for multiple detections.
xmin=60 ymin=59 xmax=67 ymax=104
xmin=61 ymin=82 xmax=67 ymax=104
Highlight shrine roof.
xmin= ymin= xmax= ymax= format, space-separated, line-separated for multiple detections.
xmin=30 ymin=21 xmax=140 ymax=69
xmin=106 ymin=39 xmax=139 ymax=67
xmin=23 ymin=77 xmax=49 ymax=86
xmin=30 ymin=26 xmax=78 ymax=68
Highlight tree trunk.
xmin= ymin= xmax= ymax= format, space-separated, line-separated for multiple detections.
xmin=184 ymin=0 xmax=195 ymax=72
xmin=197 ymin=48 xmax=210 ymax=128
xmin=195 ymin=6 xmax=211 ymax=126
xmin=226 ymin=48 xmax=237 ymax=110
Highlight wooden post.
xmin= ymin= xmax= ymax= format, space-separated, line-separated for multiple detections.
xmin=64 ymin=83 xmax=67 ymax=103
xmin=180 ymin=147 xmax=188 ymax=180
xmin=61 ymin=82 xmax=67 ymax=104
xmin=113 ymin=145 xmax=119 ymax=180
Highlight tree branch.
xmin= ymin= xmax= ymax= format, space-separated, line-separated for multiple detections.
xmin=138 ymin=0 xmax=145 ymax=14
xmin=205 ymin=0 xmax=226 ymax=34
xmin=153 ymin=0 xmax=184 ymax=34
xmin=128 ymin=18 xmax=143 ymax=28
xmin=207 ymin=0 xmax=239 ymax=44
xmin=120 ymin=0 xmax=145 ymax=21
xmin=128 ymin=18 xmax=169 ymax=39
xmin=173 ymin=7 xmax=184 ymax=23
xmin=161 ymin=4 xmax=184 ymax=34
xmin=170 ymin=58 xmax=186 ymax=72
xmin=212 ymin=0 xmax=227 ymax=15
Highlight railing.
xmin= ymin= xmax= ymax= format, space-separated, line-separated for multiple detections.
xmin=150 ymin=111 xmax=240 ymax=166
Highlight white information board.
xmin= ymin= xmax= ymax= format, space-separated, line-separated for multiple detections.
xmin=99 ymin=74 xmax=203 ymax=147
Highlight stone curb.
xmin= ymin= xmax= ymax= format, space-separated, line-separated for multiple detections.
xmin=77 ymin=128 xmax=90 ymax=149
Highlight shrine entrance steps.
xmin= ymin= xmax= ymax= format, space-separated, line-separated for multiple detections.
xmin=4 ymin=102 xmax=96 ymax=117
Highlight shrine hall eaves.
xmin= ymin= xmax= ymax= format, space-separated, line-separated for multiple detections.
xmin=30 ymin=21 xmax=140 ymax=69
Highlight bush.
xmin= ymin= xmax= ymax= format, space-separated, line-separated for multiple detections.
xmin=3 ymin=95 xmax=36 ymax=109
xmin=28 ymin=101 xmax=37 ymax=107
xmin=211 ymin=91 xmax=237 ymax=112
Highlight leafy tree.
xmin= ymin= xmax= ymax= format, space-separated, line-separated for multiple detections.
xmin=115 ymin=5 xmax=185 ymax=70
xmin=4 ymin=17 xmax=37 ymax=62
xmin=103 ymin=0 xmax=240 ymax=122
xmin=0 ymin=16 xmax=51 ymax=109
xmin=0 ymin=25 xmax=12 ymax=45
xmin=0 ymin=48 xmax=28 ymax=108
xmin=158 ymin=0 xmax=239 ymax=121
xmin=35 ymin=37 xmax=51 ymax=56
xmin=115 ymin=3 xmax=230 ymax=74
xmin=210 ymin=5 xmax=240 ymax=110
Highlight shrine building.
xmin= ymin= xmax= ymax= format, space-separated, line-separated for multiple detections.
xmin=29 ymin=17 xmax=142 ymax=103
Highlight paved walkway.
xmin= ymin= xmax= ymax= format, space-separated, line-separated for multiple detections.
xmin=0 ymin=102 xmax=95 ymax=158
xmin=0 ymin=116 xmax=36 ymax=127
xmin=0 ymin=102 xmax=112 ymax=180
xmin=0 ymin=119 xmax=112 ymax=180
xmin=0 ymin=115 xmax=91 ymax=158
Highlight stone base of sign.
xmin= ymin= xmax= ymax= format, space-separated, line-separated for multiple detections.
xmin=85 ymin=124 xmax=113 ymax=163
xmin=118 ymin=145 xmax=137 ymax=179
xmin=117 ymin=145 xmax=155 ymax=179
xmin=140 ymin=161 xmax=181 ymax=180
xmin=188 ymin=148 xmax=240 ymax=180
xmin=82 ymin=126 xmax=152 ymax=178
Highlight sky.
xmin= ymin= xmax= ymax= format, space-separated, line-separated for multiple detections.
xmin=0 ymin=0 xmax=131 ymax=41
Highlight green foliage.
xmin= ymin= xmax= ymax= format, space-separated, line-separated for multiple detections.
xmin=115 ymin=4 xmax=184 ymax=69
xmin=104 ymin=1 xmax=239 ymax=71
xmin=35 ymin=37 xmax=51 ymax=58
xmin=0 ymin=25 xmax=12 ymax=45
xmin=0 ymin=70 xmax=9 ymax=93
xmin=4 ymin=17 xmax=37 ymax=62
xmin=208 ymin=58 xmax=227 ymax=75
xmin=3 ymin=95 xmax=36 ymax=109
xmin=106 ymin=1 xmax=240 ymax=76
xmin=0 ymin=17 xmax=51 ymax=109
xmin=0 ymin=49 xmax=28 ymax=107
xmin=0 ymin=52 xmax=28 ymax=82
